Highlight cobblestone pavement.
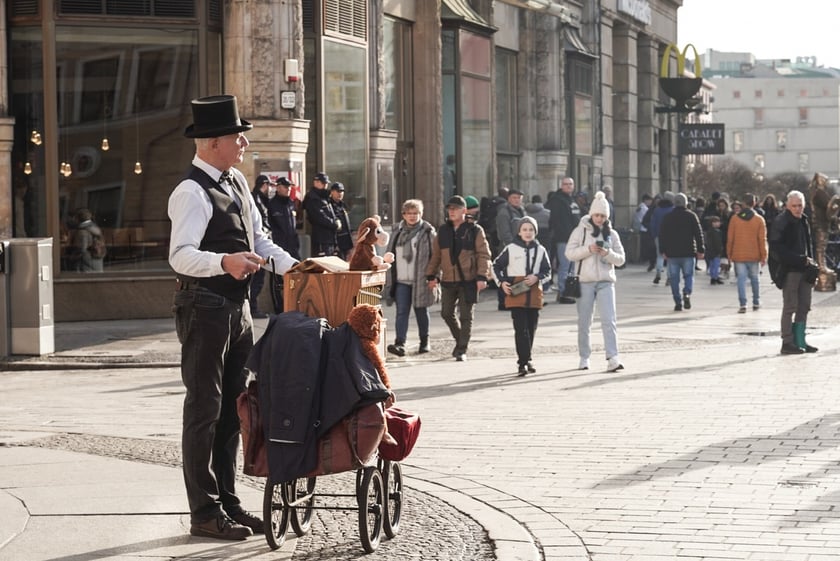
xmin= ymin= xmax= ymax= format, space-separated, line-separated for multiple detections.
xmin=3 ymin=264 xmax=840 ymax=561
xmin=18 ymin=433 xmax=494 ymax=561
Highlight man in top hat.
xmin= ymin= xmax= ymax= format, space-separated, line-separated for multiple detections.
xmin=302 ymin=171 xmax=341 ymax=257
xmin=168 ymin=95 xmax=298 ymax=541
xmin=425 ymin=195 xmax=492 ymax=361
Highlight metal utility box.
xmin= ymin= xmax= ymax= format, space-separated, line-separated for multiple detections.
xmin=5 ymin=238 xmax=55 ymax=355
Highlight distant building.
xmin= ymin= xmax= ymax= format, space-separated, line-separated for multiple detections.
xmin=699 ymin=50 xmax=840 ymax=180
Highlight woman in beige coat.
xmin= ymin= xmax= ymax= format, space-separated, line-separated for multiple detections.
xmin=565 ymin=192 xmax=626 ymax=372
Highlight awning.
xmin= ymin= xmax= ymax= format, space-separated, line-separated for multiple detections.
xmin=441 ymin=0 xmax=497 ymax=33
xmin=564 ymin=26 xmax=596 ymax=59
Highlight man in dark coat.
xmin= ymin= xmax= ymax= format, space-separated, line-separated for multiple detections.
xmin=660 ymin=193 xmax=705 ymax=311
xmin=768 ymin=190 xmax=819 ymax=354
xmin=248 ymin=175 xmax=274 ymax=317
xmin=303 ymin=171 xmax=340 ymax=256
xmin=545 ymin=177 xmax=581 ymax=303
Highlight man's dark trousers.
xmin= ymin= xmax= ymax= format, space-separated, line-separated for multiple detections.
xmin=174 ymin=285 xmax=253 ymax=524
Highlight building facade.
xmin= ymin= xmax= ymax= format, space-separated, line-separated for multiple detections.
xmin=0 ymin=0 xmax=683 ymax=320
xmin=700 ymin=50 xmax=840 ymax=180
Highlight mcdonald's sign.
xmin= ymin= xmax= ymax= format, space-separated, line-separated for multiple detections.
xmin=659 ymin=43 xmax=702 ymax=107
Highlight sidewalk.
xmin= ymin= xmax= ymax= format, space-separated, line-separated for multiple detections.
xmin=2 ymin=263 xmax=840 ymax=561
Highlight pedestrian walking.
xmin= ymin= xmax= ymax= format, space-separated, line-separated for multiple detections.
xmin=493 ymin=216 xmax=552 ymax=376
xmin=649 ymin=191 xmax=675 ymax=284
xmin=168 ymin=95 xmax=298 ymax=540
xmin=768 ymin=190 xmax=819 ymax=354
xmin=329 ymin=181 xmax=354 ymax=260
xmin=302 ymin=171 xmax=340 ymax=257
xmin=726 ymin=193 xmax=768 ymax=313
xmin=248 ymin=174 xmax=274 ymax=317
xmin=565 ymin=191 xmax=626 ymax=372
xmin=384 ymin=199 xmax=438 ymax=357
xmin=546 ymin=176 xmax=582 ymax=303
xmin=705 ymin=215 xmax=724 ymax=286
xmin=659 ymin=193 xmax=705 ymax=311
xmin=425 ymin=195 xmax=492 ymax=362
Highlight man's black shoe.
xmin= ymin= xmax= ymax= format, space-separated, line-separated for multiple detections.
xmin=190 ymin=515 xmax=252 ymax=540
xmin=230 ymin=511 xmax=264 ymax=534
xmin=646 ymin=264 xmax=655 ymax=272
xmin=780 ymin=343 xmax=805 ymax=355
xmin=683 ymin=295 xmax=691 ymax=310
xmin=526 ymin=362 xmax=536 ymax=373
xmin=674 ymin=303 xmax=682 ymax=311
xmin=455 ymin=352 xmax=466 ymax=362
xmin=557 ymin=296 xmax=576 ymax=304
xmin=653 ymin=275 xmax=661 ymax=284
xmin=517 ymin=365 xmax=528 ymax=376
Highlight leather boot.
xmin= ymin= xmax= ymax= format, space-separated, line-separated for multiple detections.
xmin=418 ymin=338 xmax=430 ymax=354
xmin=792 ymin=322 xmax=818 ymax=353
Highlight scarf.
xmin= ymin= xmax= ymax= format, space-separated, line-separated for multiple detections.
xmin=396 ymin=220 xmax=423 ymax=264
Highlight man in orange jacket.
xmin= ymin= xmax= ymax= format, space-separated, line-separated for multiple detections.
xmin=726 ymin=193 xmax=768 ymax=313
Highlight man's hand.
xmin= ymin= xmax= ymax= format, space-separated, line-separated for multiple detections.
xmin=222 ymin=252 xmax=265 ymax=280
xmin=477 ymin=280 xmax=487 ymax=292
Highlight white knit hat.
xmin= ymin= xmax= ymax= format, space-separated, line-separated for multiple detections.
xmin=589 ymin=191 xmax=610 ymax=218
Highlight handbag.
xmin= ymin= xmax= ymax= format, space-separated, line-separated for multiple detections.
xmin=236 ymin=381 xmax=269 ymax=477
xmin=562 ymin=231 xmax=585 ymax=299
xmin=378 ymin=407 xmax=422 ymax=461
xmin=562 ymin=274 xmax=581 ymax=299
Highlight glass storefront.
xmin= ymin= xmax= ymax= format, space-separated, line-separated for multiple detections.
xmin=441 ymin=28 xmax=492 ymax=201
xmin=10 ymin=24 xmax=209 ymax=274
xmin=323 ymin=40 xmax=368 ymax=229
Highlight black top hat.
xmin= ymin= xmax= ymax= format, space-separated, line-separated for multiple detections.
xmin=184 ymin=95 xmax=253 ymax=138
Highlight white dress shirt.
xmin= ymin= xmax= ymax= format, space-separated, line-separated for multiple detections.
xmin=168 ymin=156 xmax=298 ymax=277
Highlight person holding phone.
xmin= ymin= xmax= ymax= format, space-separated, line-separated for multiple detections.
xmin=565 ymin=191 xmax=626 ymax=372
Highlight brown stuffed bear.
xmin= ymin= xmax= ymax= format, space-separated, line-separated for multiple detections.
xmin=346 ymin=303 xmax=392 ymax=390
xmin=348 ymin=215 xmax=395 ymax=271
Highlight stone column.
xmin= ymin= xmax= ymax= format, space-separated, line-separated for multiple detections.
xmin=412 ymin=1 xmax=443 ymax=225
xmin=225 ymin=0 xmax=309 ymax=185
xmin=636 ymin=34 xmax=659 ymax=206
xmin=523 ymin=11 xmax=566 ymax=192
xmin=611 ymin=23 xmax=638 ymax=228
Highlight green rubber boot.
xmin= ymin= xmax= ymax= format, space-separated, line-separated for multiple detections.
xmin=792 ymin=322 xmax=818 ymax=353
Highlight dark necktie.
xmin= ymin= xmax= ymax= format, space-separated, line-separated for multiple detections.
xmin=219 ymin=171 xmax=240 ymax=208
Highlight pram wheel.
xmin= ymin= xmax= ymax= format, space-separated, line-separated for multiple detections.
xmin=263 ymin=480 xmax=290 ymax=550
xmin=381 ymin=460 xmax=403 ymax=538
xmin=289 ymin=477 xmax=317 ymax=536
xmin=358 ymin=467 xmax=384 ymax=553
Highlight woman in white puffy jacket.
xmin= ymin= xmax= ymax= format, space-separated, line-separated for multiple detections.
xmin=565 ymin=191 xmax=626 ymax=372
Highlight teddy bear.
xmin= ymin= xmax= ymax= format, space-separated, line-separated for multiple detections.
xmin=348 ymin=215 xmax=395 ymax=271
xmin=347 ymin=303 xmax=392 ymax=390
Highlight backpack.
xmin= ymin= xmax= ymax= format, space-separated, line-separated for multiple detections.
xmin=89 ymin=232 xmax=107 ymax=259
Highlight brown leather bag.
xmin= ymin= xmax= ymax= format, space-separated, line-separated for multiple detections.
xmin=504 ymin=276 xmax=543 ymax=309
xmin=236 ymin=382 xmax=269 ymax=477
xmin=307 ymin=403 xmax=386 ymax=477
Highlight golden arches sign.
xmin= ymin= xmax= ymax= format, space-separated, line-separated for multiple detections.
xmin=660 ymin=43 xmax=702 ymax=78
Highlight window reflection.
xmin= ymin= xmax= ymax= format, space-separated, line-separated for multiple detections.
xmin=11 ymin=26 xmax=204 ymax=273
